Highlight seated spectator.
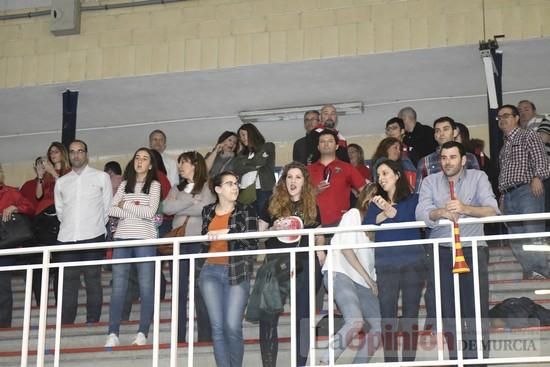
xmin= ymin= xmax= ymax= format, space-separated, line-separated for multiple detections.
xmin=0 ymin=163 xmax=35 ymax=328
xmin=205 ymin=131 xmax=239 ymax=177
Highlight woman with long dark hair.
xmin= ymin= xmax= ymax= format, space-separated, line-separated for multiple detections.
xmin=205 ymin=131 xmax=239 ymax=177
xmin=233 ymin=123 xmax=276 ymax=215
xmin=105 ymin=147 xmax=161 ymax=347
xmin=199 ymin=171 xmax=258 ymax=367
xmin=364 ymin=159 xmax=424 ymax=362
xmin=257 ymin=162 xmax=325 ymax=367
xmin=162 ymin=151 xmax=215 ymax=343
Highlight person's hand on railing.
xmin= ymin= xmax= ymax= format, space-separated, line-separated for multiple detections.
xmin=445 ymin=199 xmax=466 ymax=215
xmin=207 ymin=229 xmax=230 ymax=241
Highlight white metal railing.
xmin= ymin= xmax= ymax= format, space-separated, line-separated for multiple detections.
xmin=0 ymin=213 xmax=550 ymax=366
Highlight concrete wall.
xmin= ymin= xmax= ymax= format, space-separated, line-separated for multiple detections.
xmin=1 ymin=0 xmax=549 ymax=88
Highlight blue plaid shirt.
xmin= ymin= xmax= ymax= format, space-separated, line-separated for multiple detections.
xmin=416 ymin=149 xmax=480 ymax=192
xmin=199 ymin=202 xmax=258 ymax=285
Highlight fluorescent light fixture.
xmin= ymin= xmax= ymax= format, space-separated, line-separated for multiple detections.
xmin=238 ymin=102 xmax=364 ymax=124
xmin=481 ymin=49 xmax=498 ymax=109
xmin=523 ymin=245 xmax=550 ymax=252
xmin=535 ymin=289 xmax=550 ymax=295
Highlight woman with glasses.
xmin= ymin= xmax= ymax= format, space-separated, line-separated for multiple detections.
xmin=257 ymin=162 xmax=325 ymax=367
xmin=364 ymin=159 xmax=424 ymax=362
xmin=199 ymin=171 xmax=258 ymax=367
xmin=105 ymin=147 xmax=161 ymax=347
xmin=162 ymin=151 xmax=215 ymax=343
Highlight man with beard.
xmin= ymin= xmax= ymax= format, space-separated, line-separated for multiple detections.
xmin=304 ymin=104 xmax=349 ymax=164
xmin=416 ymin=141 xmax=498 ymax=366
xmin=307 ymin=129 xmax=364 ymax=227
xmin=54 ymin=140 xmax=112 ymax=324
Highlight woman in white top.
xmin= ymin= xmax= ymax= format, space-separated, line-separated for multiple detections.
xmin=105 ymin=147 xmax=161 ymax=347
xmin=320 ymin=183 xmax=381 ymax=364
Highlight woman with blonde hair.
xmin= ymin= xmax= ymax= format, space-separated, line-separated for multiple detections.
xmin=258 ymin=161 xmax=325 ymax=367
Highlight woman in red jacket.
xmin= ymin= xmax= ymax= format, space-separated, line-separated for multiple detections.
xmin=0 ymin=163 xmax=35 ymax=327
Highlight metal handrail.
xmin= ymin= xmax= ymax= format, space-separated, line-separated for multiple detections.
xmin=1 ymin=213 xmax=550 ymax=367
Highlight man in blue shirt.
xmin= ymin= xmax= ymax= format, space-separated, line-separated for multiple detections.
xmin=416 ymin=141 xmax=499 ymax=365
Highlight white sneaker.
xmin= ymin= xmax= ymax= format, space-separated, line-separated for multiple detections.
xmin=132 ymin=332 xmax=147 ymax=346
xmin=104 ymin=333 xmax=120 ymax=347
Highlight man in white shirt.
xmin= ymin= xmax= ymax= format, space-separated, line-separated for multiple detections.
xmin=149 ymin=129 xmax=179 ymax=186
xmin=54 ymin=140 xmax=112 ymax=324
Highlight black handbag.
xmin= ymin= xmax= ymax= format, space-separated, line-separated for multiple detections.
xmin=33 ymin=205 xmax=60 ymax=244
xmin=0 ymin=213 xmax=34 ymax=249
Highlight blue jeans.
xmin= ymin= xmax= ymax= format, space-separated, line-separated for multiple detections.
xmin=321 ymin=272 xmax=381 ymax=364
xmin=376 ymin=260 xmax=424 ymax=362
xmin=199 ymin=264 xmax=250 ymax=367
xmin=108 ymin=242 xmax=156 ymax=336
xmin=502 ymin=184 xmax=548 ymax=273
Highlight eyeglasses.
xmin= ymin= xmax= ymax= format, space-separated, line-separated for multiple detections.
xmin=221 ymin=181 xmax=239 ymax=188
xmin=69 ymin=149 xmax=86 ymax=155
xmin=496 ymin=113 xmax=516 ymax=121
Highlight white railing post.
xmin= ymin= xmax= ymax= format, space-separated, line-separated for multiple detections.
xmin=326 ymin=243 xmax=334 ymax=366
xmin=170 ymin=240 xmax=180 ymax=367
xmin=308 ymin=230 xmax=316 ymax=366
xmin=471 ymin=240 xmax=484 ymax=362
xmin=20 ymin=268 xmax=33 ymax=367
xmin=432 ymin=241 xmax=444 ymax=361
xmin=54 ymin=265 xmax=64 ymax=367
xmin=290 ymin=250 xmax=297 ymax=367
xmin=36 ymin=249 xmax=51 ymax=367
xmin=187 ymin=257 xmax=196 ymax=367
xmin=153 ymin=259 xmax=162 ymax=367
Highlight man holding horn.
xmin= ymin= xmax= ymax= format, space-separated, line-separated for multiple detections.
xmin=416 ymin=141 xmax=499 ymax=365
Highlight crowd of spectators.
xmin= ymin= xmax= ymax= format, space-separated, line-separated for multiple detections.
xmin=0 ymin=100 xmax=549 ymax=366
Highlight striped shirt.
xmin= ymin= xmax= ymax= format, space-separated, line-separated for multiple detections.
xmin=109 ymin=180 xmax=161 ymax=240
xmin=498 ymin=127 xmax=550 ymax=192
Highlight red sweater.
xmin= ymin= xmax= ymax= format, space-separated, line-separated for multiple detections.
xmin=0 ymin=185 xmax=35 ymax=215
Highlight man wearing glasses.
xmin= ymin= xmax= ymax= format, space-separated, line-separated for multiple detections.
xmin=292 ymin=110 xmax=320 ymax=165
xmin=54 ymin=140 xmax=113 ymax=324
xmin=497 ymin=104 xmax=550 ymax=280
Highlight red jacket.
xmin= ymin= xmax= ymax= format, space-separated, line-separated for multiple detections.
xmin=0 ymin=185 xmax=35 ymax=215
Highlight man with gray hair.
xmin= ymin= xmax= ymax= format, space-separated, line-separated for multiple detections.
xmin=399 ymin=106 xmax=437 ymax=166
